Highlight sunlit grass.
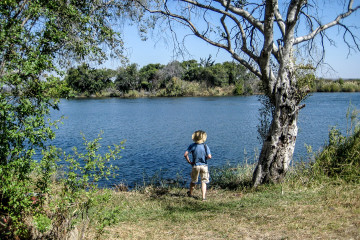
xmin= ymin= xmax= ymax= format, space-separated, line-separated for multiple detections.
xmin=83 ymin=179 xmax=359 ymax=240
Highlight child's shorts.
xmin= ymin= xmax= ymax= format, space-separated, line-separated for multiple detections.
xmin=191 ymin=165 xmax=209 ymax=184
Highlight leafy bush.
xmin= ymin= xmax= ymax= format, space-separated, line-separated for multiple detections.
xmin=233 ymin=81 xmax=244 ymax=95
xmin=341 ymin=82 xmax=358 ymax=92
xmin=312 ymin=128 xmax=360 ymax=183
xmin=210 ymin=163 xmax=254 ymax=190
xmin=124 ymin=90 xmax=140 ymax=98
xmin=165 ymin=77 xmax=184 ymax=97
xmin=312 ymin=105 xmax=360 ymax=183
xmin=0 ymin=134 xmax=124 ymax=239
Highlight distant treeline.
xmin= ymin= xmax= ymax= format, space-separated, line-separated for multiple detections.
xmin=52 ymin=57 xmax=260 ymax=98
xmin=312 ymin=78 xmax=360 ymax=93
xmin=48 ymin=59 xmax=360 ymax=98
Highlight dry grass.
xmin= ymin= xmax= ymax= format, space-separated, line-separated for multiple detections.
xmin=84 ymin=183 xmax=360 ymax=240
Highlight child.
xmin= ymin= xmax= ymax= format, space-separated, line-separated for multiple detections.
xmin=184 ymin=130 xmax=212 ymax=201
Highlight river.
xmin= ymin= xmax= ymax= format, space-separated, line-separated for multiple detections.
xmin=49 ymin=92 xmax=360 ymax=187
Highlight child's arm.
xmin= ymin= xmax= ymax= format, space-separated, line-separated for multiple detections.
xmin=184 ymin=151 xmax=192 ymax=165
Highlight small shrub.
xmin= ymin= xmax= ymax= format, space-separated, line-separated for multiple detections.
xmin=312 ymin=105 xmax=360 ymax=183
xmin=33 ymin=213 xmax=52 ymax=233
xmin=341 ymin=82 xmax=357 ymax=92
xmin=330 ymin=83 xmax=341 ymax=92
xmin=210 ymin=163 xmax=254 ymax=190
xmin=33 ymin=134 xmax=123 ymax=239
xmin=233 ymin=82 xmax=244 ymax=95
xmin=124 ymin=90 xmax=140 ymax=98
xmin=312 ymin=128 xmax=360 ymax=183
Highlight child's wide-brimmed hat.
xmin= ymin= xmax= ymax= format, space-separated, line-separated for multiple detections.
xmin=192 ymin=130 xmax=207 ymax=144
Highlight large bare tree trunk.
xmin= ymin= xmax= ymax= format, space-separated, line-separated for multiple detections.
xmin=253 ymin=97 xmax=299 ymax=186
xmin=252 ymin=0 xmax=302 ymax=186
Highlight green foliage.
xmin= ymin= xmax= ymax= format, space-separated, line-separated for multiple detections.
xmin=44 ymin=76 xmax=74 ymax=98
xmin=63 ymin=133 xmax=123 ymax=191
xmin=34 ymin=213 xmax=52 ymax=233
xmin=181 ymin=60 xmax=201 ymax=82
xmin=206 ymin=64 xmax=228 ymax=87
xmin=138 ymin=63 xmax=163 ymax=90
xmin=338 ymin=78 xmax=344 ymax=85
xmin=312 ymin=106 xmax=360 ymax=183
xmin=94 ymin=206 xmax=122 ymax=239
xmin=296 ymin=73 xmax=315 ymax=100
xmin=210 ymin=163 xmax=254 ymax=190
xmin=115 ymin=64 xmax=140 ymax=93
xmin=30 ymin=134 xmax=123 ymax=239
xmin=314 ymin=79 xmax=360 ymax=92
xmin=164 ymin=77 xmax=184 ymax=96
xmin=233 ymin=80 xmax=244 ymax=95
xmin=294 ymin=63 xmax=316 ymax=102
xmin=65 ymin=64 xmax=115 ymax=95
xmin=0 ymin=0 xmax=135 ymax=238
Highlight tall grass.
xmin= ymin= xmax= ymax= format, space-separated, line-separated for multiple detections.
xmin=210 ymin=163 xmax=255 ymax=190
xmin=301 ymin=104 xmax=360 ymax=184
xmin=311 ymin=127 xmax=360 ymax=183
xmin=315 ymin=79 xmax=360 ymax=92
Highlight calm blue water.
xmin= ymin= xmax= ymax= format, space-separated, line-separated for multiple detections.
xmin=49 ymin=93 xmax=360 ymax=187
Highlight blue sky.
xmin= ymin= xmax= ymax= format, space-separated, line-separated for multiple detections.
xmin=102 ymin=3 xmax=360 ymax=79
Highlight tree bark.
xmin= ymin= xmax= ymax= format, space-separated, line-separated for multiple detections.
xmin=253 ymin=33 xmax=301 ymax=186
xmin=252 ymin=0 xmax=303 ymax=187
xmin=252 ymin=99 xmax=299 ymax=186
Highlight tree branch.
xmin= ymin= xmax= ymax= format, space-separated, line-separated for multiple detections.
xmin=294 ymin=3 xmax=360 ymax=45
xmin=213 ymin=0 xmax=264 ymax=33
xmin=274 ymin=1 xmax=285 ymax=37
xmin=135 ymin=0 xmax=262 ymax=77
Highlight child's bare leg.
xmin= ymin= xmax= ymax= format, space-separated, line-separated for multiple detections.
xmin=189 ymin=182 xmax=196 ymax=196
xmin=201 ymin=182 xmax=207 ymax=200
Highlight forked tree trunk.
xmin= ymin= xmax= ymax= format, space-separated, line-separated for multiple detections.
xmin=253 ymin=48 xmax=300 ymax=187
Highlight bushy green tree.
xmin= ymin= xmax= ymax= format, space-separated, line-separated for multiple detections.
xmin=65 ymin=63 xmax=93 ymax=93
xmin=208 ymin=63 xmax=228 ymax=87
xmin=115 ymin=63 xmax=140 ymax=92
xmin=0 ymin=0 xmax=136 ymax=237
xmin=139 ymin=63 xmax=163 ymax=90
xmin=181 ymin=60 xmax=201 ymax=82
xmin=65 ymin=64 xmax=115 ymax=95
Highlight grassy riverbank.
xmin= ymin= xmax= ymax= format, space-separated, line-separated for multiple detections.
xmin=5 ymin=156 xmax=360 ymax=240
xmin=70 ymin=79 xmax=360 ymax=99
xmin=84 ymin=179 xmax=359 ymax=240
